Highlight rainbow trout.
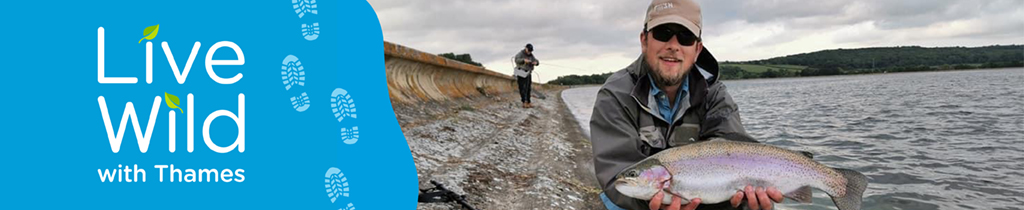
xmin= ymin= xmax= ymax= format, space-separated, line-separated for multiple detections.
xmin=614 ymin=139 xmax=867 ymax=210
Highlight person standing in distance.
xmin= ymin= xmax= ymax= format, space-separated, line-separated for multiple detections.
xmin=514 ymin=43 xmax=539 ymax=108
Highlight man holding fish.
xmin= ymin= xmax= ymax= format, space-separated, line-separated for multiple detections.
xmin=589 ymin=0 xmax=867 ymax=210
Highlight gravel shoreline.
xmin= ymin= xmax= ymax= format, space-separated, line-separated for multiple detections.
xmin=394 ymin=88 xmax=603 ymax=209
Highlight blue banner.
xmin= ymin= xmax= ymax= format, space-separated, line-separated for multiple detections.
xmin=0 ymin=1 xmax=417 ymax=209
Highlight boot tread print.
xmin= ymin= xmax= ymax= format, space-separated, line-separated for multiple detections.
xmin=301 ymin=22 xmax=319 ymax=41
xmin=340 ymin=127 xmax=358 ymax=145
xmin=281 ymin=55 xmax=305 ymax=90
xmin=292 ymin=0 xmax=318 ymax=18
xmin=290 ymin=92 xmax=311 ymax=112
xmin=324 ymin=167 xmax=350 ymax=203
xmin=331 ymin=88 xmax=357 ymax=122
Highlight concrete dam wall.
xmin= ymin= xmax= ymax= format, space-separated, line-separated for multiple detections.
xmin=384 ymin=41 xmax=543 ymax=103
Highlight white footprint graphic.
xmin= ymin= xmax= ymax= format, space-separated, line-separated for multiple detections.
xmin=339 ymin=203 xmax=355 ymax=210
xmin=302 ymin=22 xmax=319 ymax=41
xmin=331 ymin=88 xmax=357 ymax=122
xmin=281 ymin=55 xmax=305 ymax=90
xmin=340 ymin=127 xmax=358 ymax=145
xmin=324 ymin=167 xmax=350 ymax=203
xmin=290 ymin=92 xmax=311 ymax=112
xmin=292 ymin=0 xmax=318 ymax=18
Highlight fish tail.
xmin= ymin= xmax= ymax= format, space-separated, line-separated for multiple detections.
xmin=830 ymin=168 xmax=868 ymax=210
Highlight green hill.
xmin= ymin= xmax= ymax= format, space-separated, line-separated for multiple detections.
xmin=722 ymin=45 xmax=1023 ymax=79
xmin=719 ymin=64 xmax=808 ymax=79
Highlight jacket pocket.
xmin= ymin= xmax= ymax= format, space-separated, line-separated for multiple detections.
xmin=638 ymin=125 xmax=665 ymax=155
xmin=668 ymin=124 xmax=700 ymax=147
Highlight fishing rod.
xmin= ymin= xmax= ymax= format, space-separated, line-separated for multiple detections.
xmin=541 ymin=62 xmax=590 ymax=72
xmin=511 ymin=53 xmax=599 ymax=83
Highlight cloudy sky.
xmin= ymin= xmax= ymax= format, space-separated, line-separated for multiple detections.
xmin=368 ymin=0 xmax=1024 ymax=82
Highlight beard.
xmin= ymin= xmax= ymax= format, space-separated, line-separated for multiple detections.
xmin=643 ymin=51 xmax=690 ymax=88
xmin=650 ymin=66 xmax=686 ymax=87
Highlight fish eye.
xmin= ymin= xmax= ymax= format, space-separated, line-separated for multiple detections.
xmin=626 ymin=170 xmax=639 ymax=177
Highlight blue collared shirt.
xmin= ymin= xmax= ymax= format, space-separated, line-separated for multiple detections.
xmin=650 ymin=74 xmax=689 ymax=123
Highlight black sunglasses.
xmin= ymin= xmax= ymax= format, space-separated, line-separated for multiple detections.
xmin=648 ymin=25 xmax=700 ymax=46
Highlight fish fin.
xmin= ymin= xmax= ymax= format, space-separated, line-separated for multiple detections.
xmin=830 ymin=168 xmax=868 ymax=210
xmin=661 ymin=190 xmax=677 ymax=205
xmin=784 ymin=186 xmax=813 ymax=203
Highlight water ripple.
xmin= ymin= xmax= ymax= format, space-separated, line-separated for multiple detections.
xmin=726 ymin=68 xmax=1024 ymax=209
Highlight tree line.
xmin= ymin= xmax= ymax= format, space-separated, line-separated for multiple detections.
xmin=547 ymin=72 xmax=614 ymax=85
xmin=734 ymin=45 xmax=1023 ymax=78
xmin=549 ymin=45 xmax=1023 ymax=85
xmin=438 ymin=52 xmax=483 ymax=67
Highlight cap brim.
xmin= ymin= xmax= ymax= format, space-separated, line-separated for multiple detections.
xmin=647 ymin=16 xmax=701 ymax=37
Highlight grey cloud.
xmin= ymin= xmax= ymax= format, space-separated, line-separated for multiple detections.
xmin=370 ymin=0 xmax=1023 ymax=66
xmin=701 ymin=0 xmax=1022 ymax=30
xmin=374 ymin=0 xmax=650 ymax=65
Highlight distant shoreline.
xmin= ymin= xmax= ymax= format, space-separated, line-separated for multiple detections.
xmin=549 ymin=67 xmax=1023 ymax=85
xmin=548 ymin=45 xmax=1023 ymax=85
xmin=718 ymin=66 xmax=1023 ymax=81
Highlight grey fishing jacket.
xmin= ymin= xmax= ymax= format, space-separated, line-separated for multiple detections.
xmin=590 ymin=48 xmax=757 ymax=210
xmin=514 ymin=49 xmax=539 ymax=71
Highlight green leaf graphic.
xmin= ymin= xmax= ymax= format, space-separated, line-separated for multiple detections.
xmin=138 ymin=24 xmax=160 ymax=43
xmin=164 ymin=92 xmax=183 ymax=113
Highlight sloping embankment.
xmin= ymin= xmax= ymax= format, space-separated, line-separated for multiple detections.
xmin=386 ymin=41 xmax=518 ymax=103
xmin=384 ymin=41 xmax=601 ymax=209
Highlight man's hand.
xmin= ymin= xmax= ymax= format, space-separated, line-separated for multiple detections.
xmin=649 ymin=191 xmax=701 ymax=210
xmin=729 ymin=186 xmax=784 ymax=210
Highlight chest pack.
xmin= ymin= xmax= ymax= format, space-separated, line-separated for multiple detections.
xmin=631 ymin=74 xmax=710 ymax=156
xmin=635 ymin=102 xmax=707 ymax=155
